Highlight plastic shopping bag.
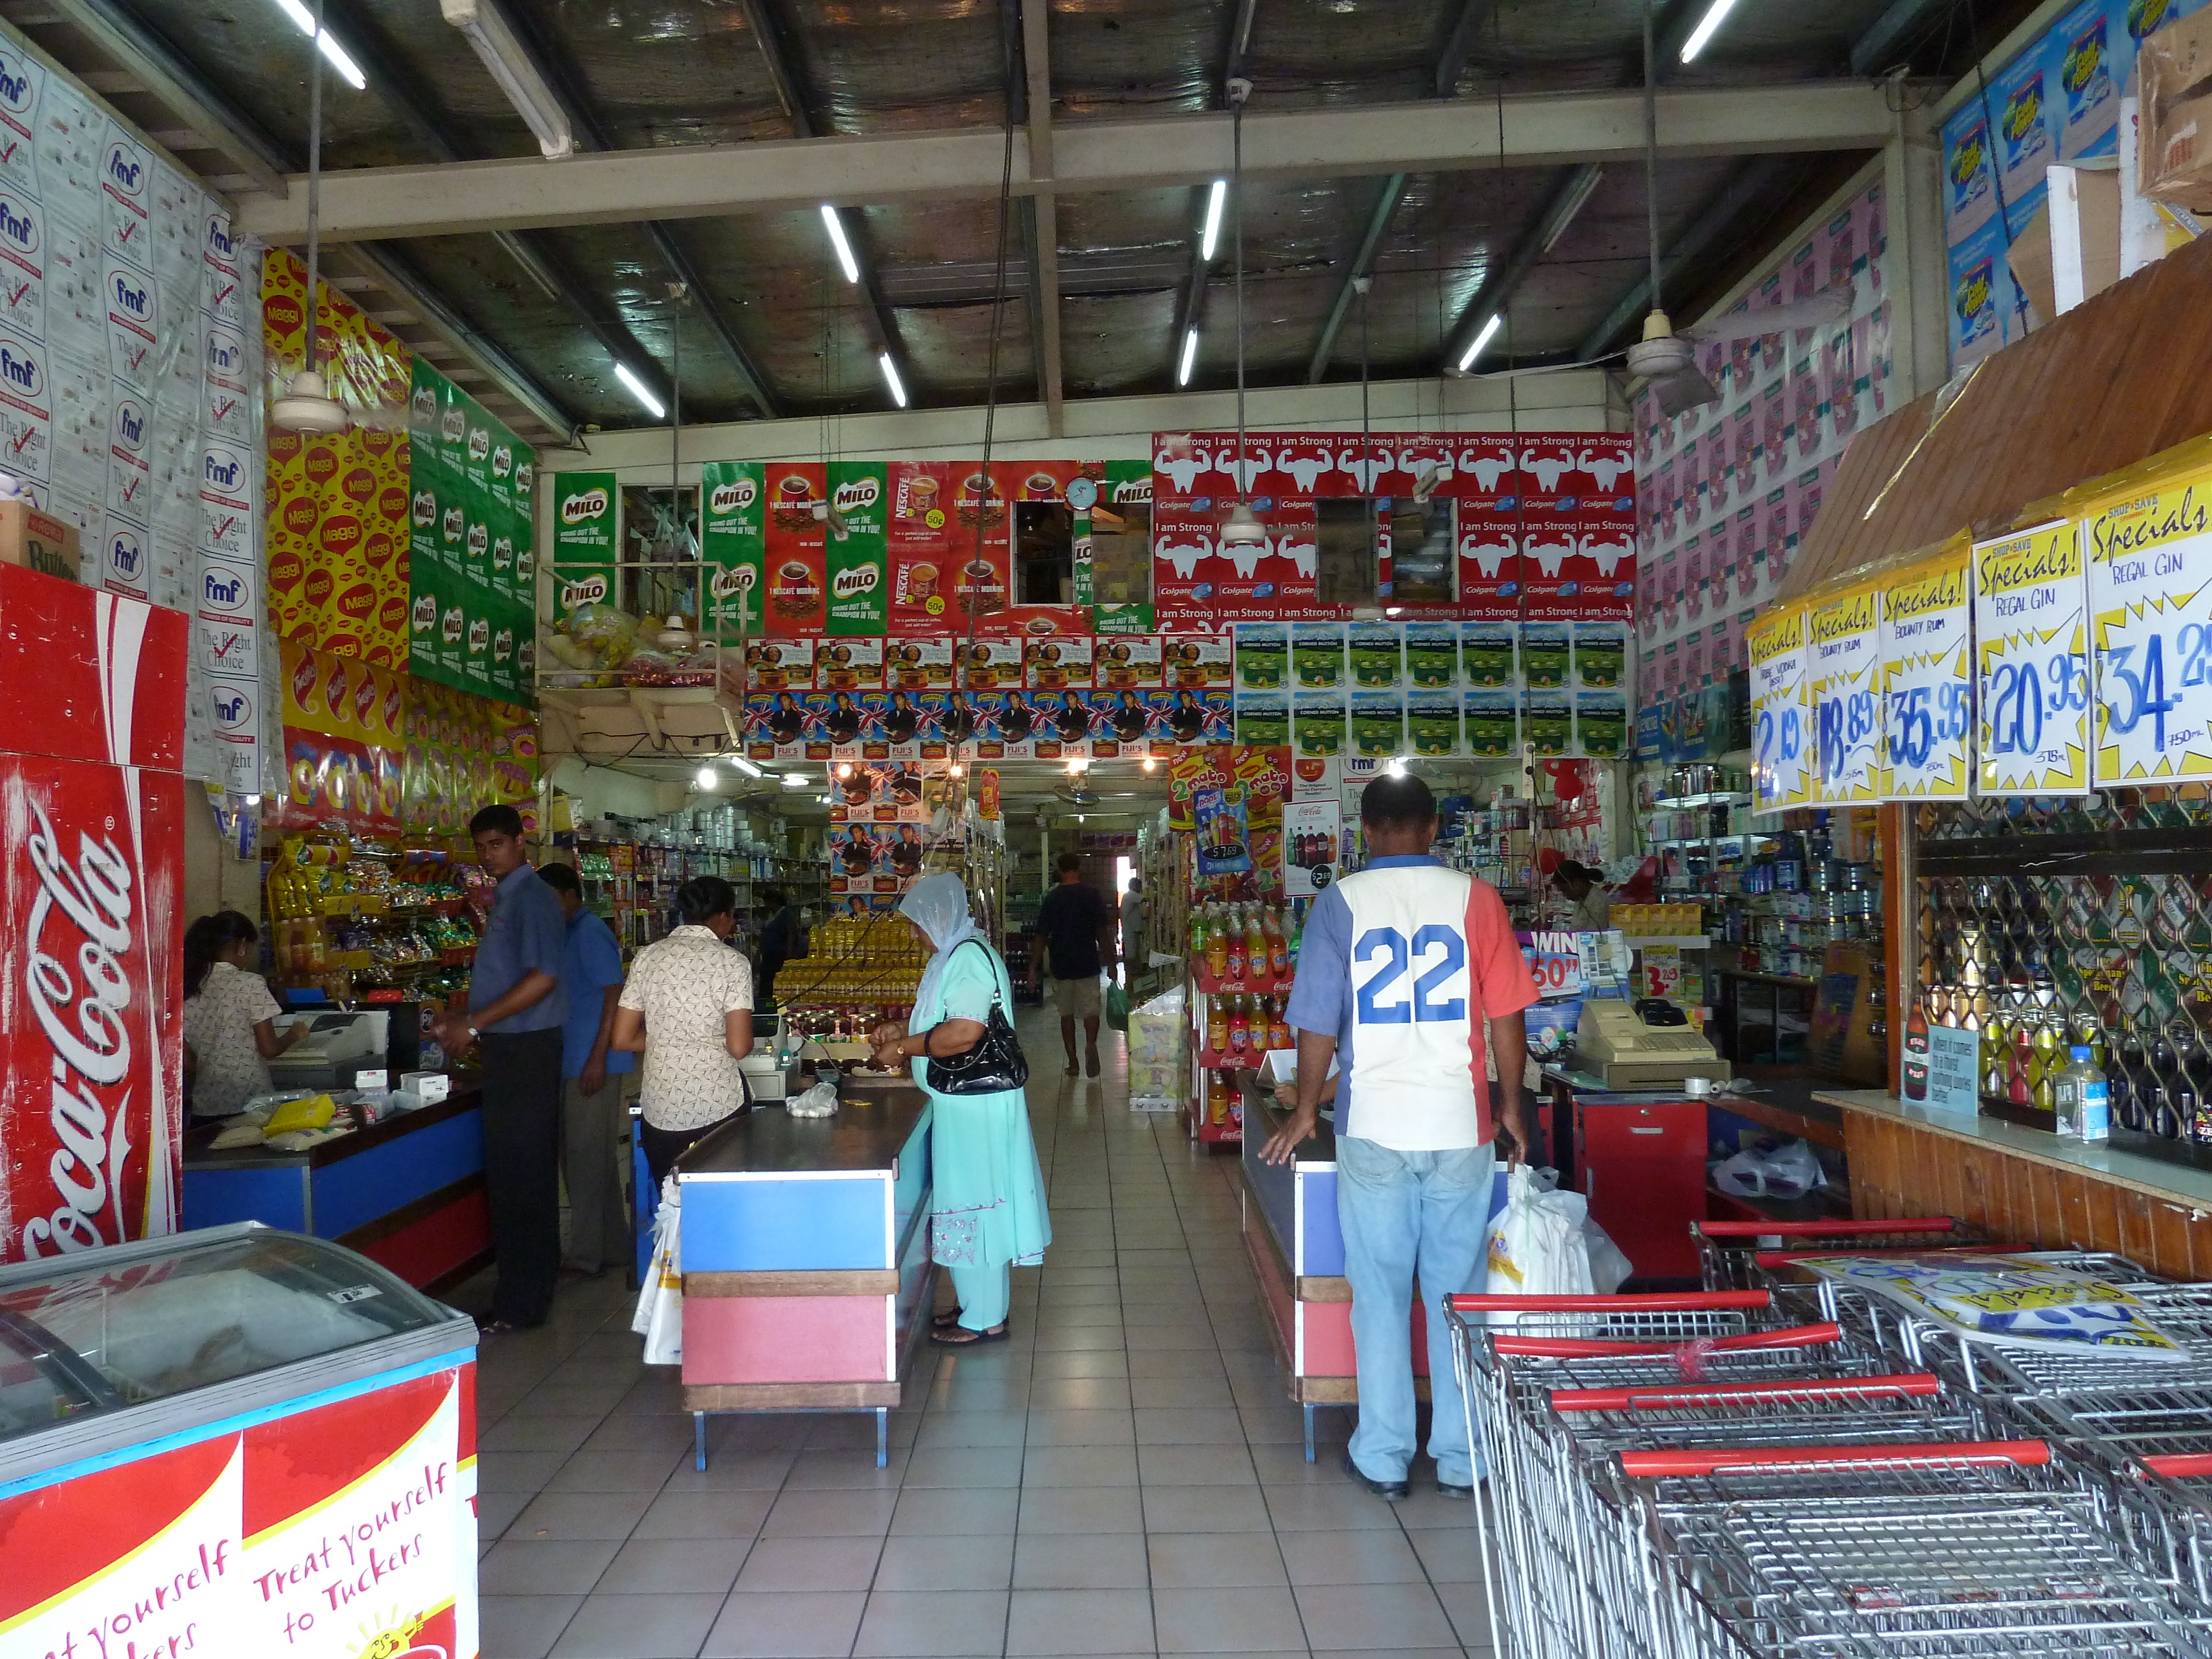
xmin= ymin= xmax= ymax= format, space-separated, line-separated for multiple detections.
xmin=1484 ymin=1166 xmax=1597 ymax=1301
xmin=1710 ymin=1137 xmax=1825 ymax=1201
xmin=1105 ymin=982 xmax=1131 ymax=1032
xmin=631 ymin=1174 xmax=684 ymax=1366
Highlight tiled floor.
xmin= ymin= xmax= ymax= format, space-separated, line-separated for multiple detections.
xmin=457 ymin=1005 xmax=1493 ymax=1658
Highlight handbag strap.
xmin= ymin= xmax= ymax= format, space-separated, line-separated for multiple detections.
xmin=949 ymin=938 xmax=1010 ymax=1019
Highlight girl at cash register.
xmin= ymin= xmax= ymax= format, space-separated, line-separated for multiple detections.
xmin=182 ymin=911 xmax=307 ymax=1118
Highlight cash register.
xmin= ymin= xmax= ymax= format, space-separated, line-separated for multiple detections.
xmin=1574 ymin=999 xmax=1730 ymax=1091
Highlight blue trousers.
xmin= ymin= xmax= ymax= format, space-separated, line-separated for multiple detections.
xmin=1335 ymin=1135 xmax=1498 ymax=1488
xmin=950 ymin=1262 xmax=1010 ymax=1332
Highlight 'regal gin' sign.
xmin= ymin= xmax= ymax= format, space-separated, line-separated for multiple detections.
xmin=0 ymin=570 xmax=186 ymax=1262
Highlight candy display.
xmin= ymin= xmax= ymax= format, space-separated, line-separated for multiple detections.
xmin=263 ymin=833 xmax=482 ymax=1003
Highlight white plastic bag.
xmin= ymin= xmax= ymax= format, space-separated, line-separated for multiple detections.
xmin=631 ymin=1174 xmax=684 ymax=1366
xmin=1485 ymin=1166 xmax=1597 ymax=1299
xmin=785 ymin=1079 xmax=839 ymax=1118
xmin=1710 ymin=1138 xmax=1824 ymax=1201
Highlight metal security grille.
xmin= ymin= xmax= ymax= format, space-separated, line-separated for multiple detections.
xmin=1913 ymin=796 xmax=2212 ymax=1159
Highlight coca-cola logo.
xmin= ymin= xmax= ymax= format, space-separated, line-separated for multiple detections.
xmin=20 ymin=797 xmax=142 ymax=1253
xmin=833 ymin=478 xmax=880 ymax=514
xmin=711 ymin=477 xmax=757 ymax=514
xmin=832 ymin=562 xmax=880 ymax=598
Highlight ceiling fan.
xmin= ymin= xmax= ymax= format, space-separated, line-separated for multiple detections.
xmin=1621 ymin=0 xmax=1720 ymax=419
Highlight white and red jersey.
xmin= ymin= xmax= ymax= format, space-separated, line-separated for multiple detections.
xmin=1284 ymin=855 xmax=1536 ymax=1152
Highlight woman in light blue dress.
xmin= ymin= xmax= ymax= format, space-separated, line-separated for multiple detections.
xmin=871 ymin=874 xmax=1050 ymax=1344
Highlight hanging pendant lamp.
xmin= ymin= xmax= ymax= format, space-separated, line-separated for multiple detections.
xmin=273 ymin=0 xmax=347 ymax=434
xmin=1219 ymin=75 xmax=1266 ymax=554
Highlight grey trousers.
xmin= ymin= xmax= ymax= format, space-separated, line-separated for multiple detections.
xmin=561 ymin=1073 xmax=632 ymax=1275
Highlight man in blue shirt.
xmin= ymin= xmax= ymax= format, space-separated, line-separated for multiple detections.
xmin=1265 ymin=774 xmax=1536 ymax=1500
xmin=539 ymin=862 xmax=634 ymax=1279
xmin=430 ymin=805 xmax=568 ymax=1331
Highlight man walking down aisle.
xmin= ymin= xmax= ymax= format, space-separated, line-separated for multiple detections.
xmin=430 ymin=806 xmax=568 ymax=1332
xmin=1031 ymin=852 xmax=1117 ymax=1078
xmin=538 ymin=862 xmax=633 ymax=1279
xmin=1263 ymin=773 xmax=1535 ymax=1499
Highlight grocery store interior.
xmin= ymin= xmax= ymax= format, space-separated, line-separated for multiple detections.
xmin=20 ymin=0 xmax=2212 ymax=1652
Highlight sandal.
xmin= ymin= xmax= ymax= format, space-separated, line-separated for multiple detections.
xmin=932 ymin=1307 xmax=966 ymax=1328
xmin=931 ymin=1322 xmax=1010 ymax=1347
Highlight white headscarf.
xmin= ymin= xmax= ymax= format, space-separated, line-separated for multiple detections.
xmin=900 ymin=873 xmax=987 ymax=1025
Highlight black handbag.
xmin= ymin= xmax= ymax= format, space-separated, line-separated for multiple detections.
xmin=924 ymin=941 xmax=1030 ymax=1095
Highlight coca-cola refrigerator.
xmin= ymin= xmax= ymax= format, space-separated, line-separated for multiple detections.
xmin=0 ymin=1223 xmax=479 ymax=1657
xmin=0 ymin=565 xmax=187 ymax=1265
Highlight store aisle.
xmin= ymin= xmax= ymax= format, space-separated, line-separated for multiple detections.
xmin=465 ymin=1005 xmax=1491 ymax=1658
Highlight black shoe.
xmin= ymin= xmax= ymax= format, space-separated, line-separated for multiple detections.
xmin=1437 ymin=1478 xmax=1477 ymax=1500
xmin=1339 ymin=1447 xmax=1409 ymax=1500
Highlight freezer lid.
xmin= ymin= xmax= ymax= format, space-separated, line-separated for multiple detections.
xmin=0 ymin=1223 xmax=476 ymax=1468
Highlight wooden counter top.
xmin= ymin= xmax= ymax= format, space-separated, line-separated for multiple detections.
xmin=677 ymin=1078 xmax=930 ymax=1177
xmin=1819 ymin=1089 xmax=2212 ymax=1215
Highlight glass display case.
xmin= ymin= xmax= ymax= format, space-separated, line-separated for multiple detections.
xmin=0 ymin=1224 xmax=478 ymax=1656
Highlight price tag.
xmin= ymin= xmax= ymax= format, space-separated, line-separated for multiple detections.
xmin=1974 ymin=521 xmax=2090 ymax=796
xmin=1809 ymin=581 xmax=1883 ymax=804
xmin=1746 ymin=606 xmax=1813 ymax=815
xmin=2085 ymin=467 xmax=2212 ymax=782
xmin=1878 ymin=536 xmax=1973 ymax=800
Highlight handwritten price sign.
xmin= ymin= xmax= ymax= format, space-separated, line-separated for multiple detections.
xmin=1809 ymin=581 xmax=1882 ymax=804
xmin=1747 ymin=604 xmax=1813 ymax=815
xmin=2084 ymin=466 xmax=2212 ymax=784
xmin=1879 ymin=536 xmax=1973 ymax=800
xmin=1974 ymin=521 xmax=2090 ymax=796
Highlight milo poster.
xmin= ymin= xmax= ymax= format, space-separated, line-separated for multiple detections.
xmin=825 ymin=461 xmax=889 ymax=635
xmin=701 ymin=460 xmax=765 ymax=637
xmin=551 ymin=470 xmax=619 ymax=620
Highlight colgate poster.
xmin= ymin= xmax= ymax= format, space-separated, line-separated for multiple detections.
xmin=0 ymin=570 xmax=186 ymax=1263
xmin=0 ymin=1363 xmax=477 ymax=1658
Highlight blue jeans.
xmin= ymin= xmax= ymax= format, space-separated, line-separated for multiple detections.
xmin=1335 ymin=1135 xmax=1498 ymax=1487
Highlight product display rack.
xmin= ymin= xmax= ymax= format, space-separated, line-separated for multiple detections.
xmin=263 ymin=833 xmax=483 ymax=1005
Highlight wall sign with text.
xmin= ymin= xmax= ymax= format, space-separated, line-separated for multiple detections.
xmin=1808 ymin=581 xmax=1882 ymax=805
xmin=1746 ymin=605 xmax=1813 ymax=815
xmin=1974 ymin=521 xmax=2090 ymax=796
xmin=1877 ymin=536 xmax=1973 ymax=800
xmin=2083 ymin=459 xmax=2212 ymax=785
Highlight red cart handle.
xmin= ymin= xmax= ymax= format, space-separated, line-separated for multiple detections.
xmin=1550 ymin=1373 xmax=1942 ymax=1412
xmin=1491 ymin=1321 xmax=1843 ymax=1359
xmin=1751 ymin=1244 xmax=2031 ymax=1267
xmin=1695 ymin=1218 xmax=1963 ymax=1239
xmin=2142 ymin=1454 xmax=2212 ymax=1479
xmin=1618 ymin=1439 xmax=2051 ymax=1478
xmin=1451 ymin=1290 xmax=1772 ymax=1314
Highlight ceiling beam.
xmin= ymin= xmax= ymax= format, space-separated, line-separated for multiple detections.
xmin=1019 ymin=0 xmax=1062 ymax=435
xmin=1573 ymin=153 xmax=1792 ymax=361
xmin=1849 ymin=0 xmax=1953 ymax=76
xmin=1432 ymin=0 xmax=1499 ymax=96
xmin=237 ymin=80 xmax=1900 ymax=242
xmin=1438 ymin=161 xmax=1601 ymax=371
xmin=1305 ymin=173 xmax=1401 ymax=384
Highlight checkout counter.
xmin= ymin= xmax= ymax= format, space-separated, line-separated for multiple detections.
xmin=671 ymin=1070 xmax=936 ymax=1469
xmin=181 ymin=1004 xmax=490 ymax=1292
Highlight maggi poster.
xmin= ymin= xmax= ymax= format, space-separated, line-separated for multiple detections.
xmin=262 ymin=248 xmax=412 ymax=668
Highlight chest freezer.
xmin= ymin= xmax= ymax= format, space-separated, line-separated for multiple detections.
xmin=0 ymin=1223 xmax=480 ymax=1656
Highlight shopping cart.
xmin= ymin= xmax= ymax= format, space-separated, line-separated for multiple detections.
xmin=1621 ymin=1438 xmax=2212 ymax=1658
xmin=1693 ymin=1217 xmax=1996 ymax=1292
xmin=1447 ymin=1290 xmax=1898 ymax=1659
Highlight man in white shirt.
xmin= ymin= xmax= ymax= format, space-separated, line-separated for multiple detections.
xmin=1265 ymin=774 xmax=1536 ymax=1500
xmin=1119 ymin=878 xmax=1145 ymax=978
xmin=1551 ymin=859 xmax=1611 ymax=932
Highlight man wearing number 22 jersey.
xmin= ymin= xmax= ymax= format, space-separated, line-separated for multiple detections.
xmin=1267 ymin=774 xmax=1535 ymax=1499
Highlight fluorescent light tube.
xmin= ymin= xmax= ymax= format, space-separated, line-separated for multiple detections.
xmin=728 ymin=756 xmax=763 ymax=778
xmin=781 ymin=773 xmax=810 ymax=787
xmin=1178 ymin=328 xmax=1199 ymax=386
xmin=1540 ymin=165 xmax=1603 ymax=253
xmin=879 ymin=352 xmax=907 ymax=408
xmin=1457 ymin=312 xmax=1503 ymax=371
xmin=613 ymin=361 xmax=665 ymax=419
xmin=1679 ymin=0 xmax=1741 ymax=62
xmin=821 ymin=205 xmax=861 ymax=284
xmin=274 ymin=0 xmax=367 ymax=89
xmin=1201 ymin=179 xmax=1226 ymax=261
xmin=440 ymin=0 xmax=572 ymax=156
